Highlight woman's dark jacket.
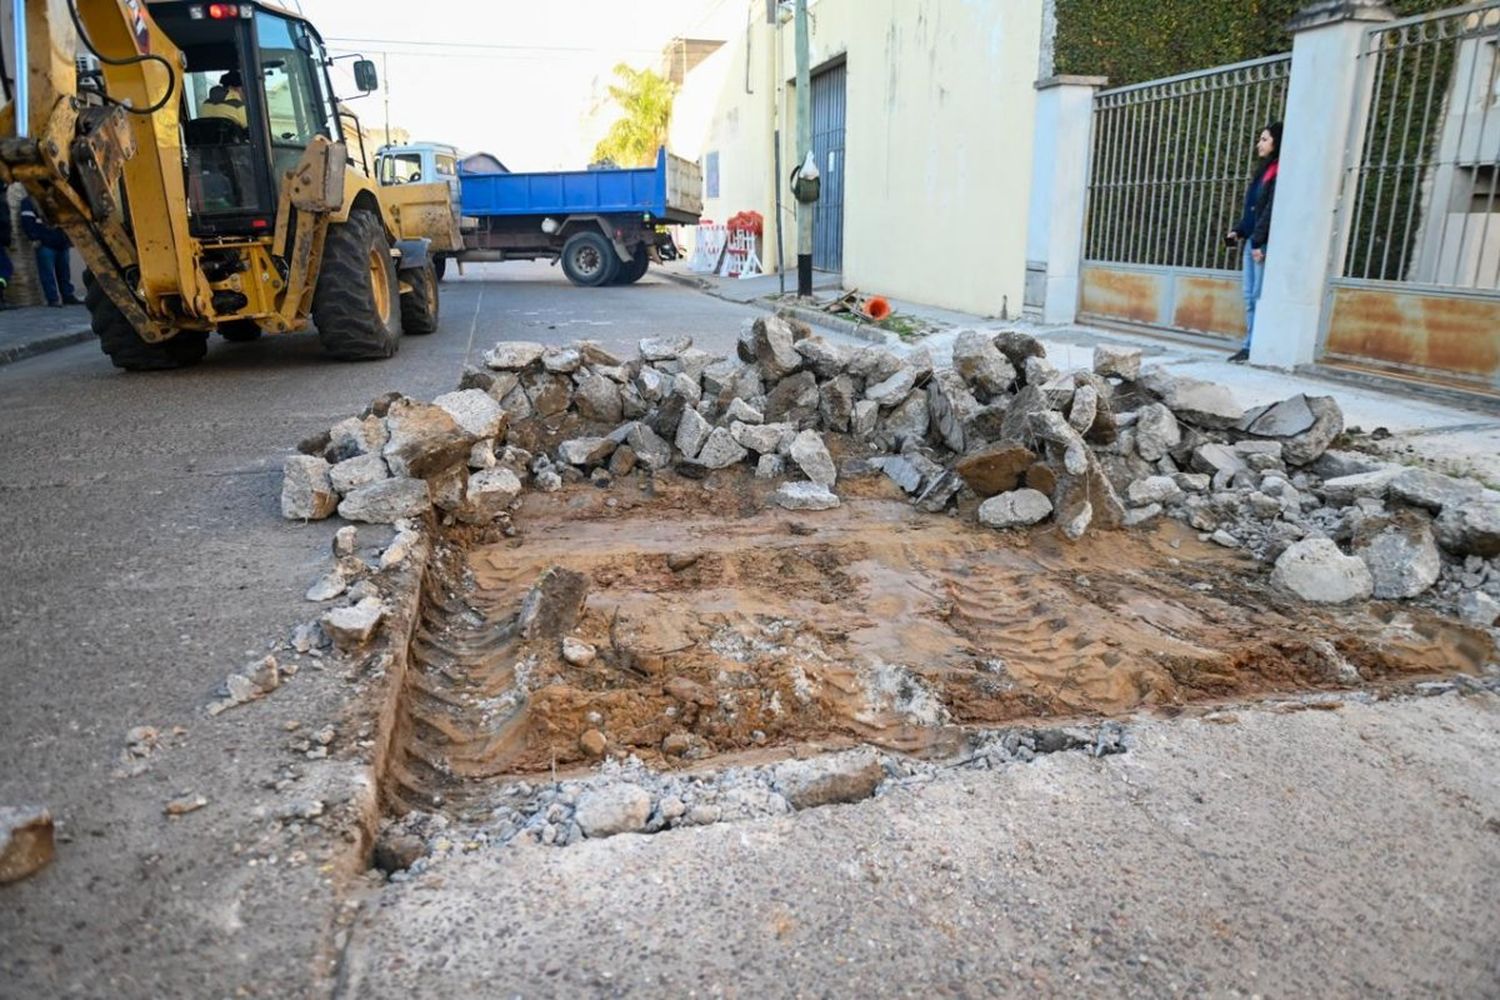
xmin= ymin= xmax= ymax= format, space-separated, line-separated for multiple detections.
xmin=1233 ymin=159 xmax=1278 ymax=250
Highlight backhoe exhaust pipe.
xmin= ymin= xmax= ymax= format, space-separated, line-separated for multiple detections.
xmin=12 ymin=0 xmax=28 ymax=136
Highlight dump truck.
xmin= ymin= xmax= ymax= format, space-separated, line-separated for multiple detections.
xmin=0 ymin=0 xmax=458 ymax=370
xmin=374 ymin=142 xmax=702 ymax=286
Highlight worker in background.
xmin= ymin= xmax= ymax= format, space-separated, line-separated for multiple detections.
xmin=0 ymin=192 xmax=12 ymax=310
xmin=201 ymin=70 xmax=248 ymax=129
xmin=19 ymin=197 xmax=80 ymax=308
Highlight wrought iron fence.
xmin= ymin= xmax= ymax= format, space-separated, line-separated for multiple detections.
xmin=1085 ymin=55 xmax=1291 ymax=270
xmin=1340 ymin=2 xmax=1500 ymax=290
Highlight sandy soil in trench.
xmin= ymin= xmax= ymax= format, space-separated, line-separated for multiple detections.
xmin=383 ymin=469 xmax=1488 ymax=815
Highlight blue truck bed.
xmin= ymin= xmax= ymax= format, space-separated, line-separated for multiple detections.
xmin=458 ymin=148 xmax=703 ymax=225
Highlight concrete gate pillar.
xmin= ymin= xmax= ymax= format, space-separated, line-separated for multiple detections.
xmin=1024 ymin=75 xmax=1107 ymax=325
xmin=1251 ymin=0 xmax=1394 ymax=368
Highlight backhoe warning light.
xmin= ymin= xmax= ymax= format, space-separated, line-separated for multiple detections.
xmin=207 ymin=4 xmax=240 ymax=18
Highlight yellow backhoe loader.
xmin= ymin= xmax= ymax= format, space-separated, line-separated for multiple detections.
xmin=0 ymin=0 xmax=460 ymax=369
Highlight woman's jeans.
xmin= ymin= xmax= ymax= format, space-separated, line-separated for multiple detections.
xmin=1241 ymin=242 xmax=1265 ymax=349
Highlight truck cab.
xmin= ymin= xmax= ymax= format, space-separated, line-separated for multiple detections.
xmin=376 ymin=142 xmax=462 ymax=198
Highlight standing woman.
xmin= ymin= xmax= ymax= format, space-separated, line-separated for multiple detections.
xmin=1226 ymin=121 xmax=1281 ymax=363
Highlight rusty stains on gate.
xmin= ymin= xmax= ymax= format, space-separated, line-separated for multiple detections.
xmin=1172 ymin=275 xmax=1243 ymax=340
xmin=1323 ymin=285 xmax=1500 ymax=395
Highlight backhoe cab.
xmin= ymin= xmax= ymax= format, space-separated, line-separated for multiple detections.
xmin=0 ymin=0 xmax=452 ymax=369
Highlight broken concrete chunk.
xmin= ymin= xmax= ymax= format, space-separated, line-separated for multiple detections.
xmin=541 ymin=347 xmax=581 ymax=374
xmin=1388 ymin=467 xmax=1486 ymax=514
xmin=575 ymin=783 xmax=652 ymax=838
xmin=793 ymin=335 xmax=849 ymax=379
xmin=281 ymin=455 xmax=339 ymax=520
xmin=640 ymin=336 xmax=693 ymax=362
xmin=626 ymin=423 xmax=673 ymax=470
xmin=1022 ymin=355 xmax=1059 ymax=388
xmin=732 ymin=420 xmax=792 ymax=455
xmin=329 ymin=453 xmax=390 ymax=495
xmin=954 ymin=441 xmax=1036 ymax=497
xmin=338 ymin=477 xmax=432 ymax=524
xmin=562 ymin=636 xmax=597 ymax=666
xmin=725 ymin=397 xmax=764 ymax=425
xmin=383 ymin=399 xmax=476 ymax=480
xmin=819 ymin=374 xmax=856 ymax=433
xmin=327 ymin=415 xmax=390 ymax=462
xmin=1322 ymin=468 xmax=1399 ymax=506
xmin=696 ymin=427 xmax=750 ymax=470
xmin=1280 ymin=396 xmax=1344 ymax=466
xmin=915 ymin=469 xmax=963 ymax=513
xmin=524 ymin=371 xmax=574 ymax=417
xmin=468 ymin=439 xmax=498 ymax=471
xmin=789 ymin=429 xmax=837 ymax=487
xmin=321 ymin=597 xmax=387 ymax=650
xmin=928 ymin=369 xmax=982 ymax=453
xmin=756 ymin=454 xmax=785 ymax=479
xmin=609 ymin=444 xmax=637 ymax=476
xmin=575 ymin=373 xmax=625 ymax=425
xmin=851 ymin=399 xmax=880 ymax=439
xmin=674 ymin=407 xmax=713 ymax=460
xmin=953 ymin=329 xmax=1017 ymax=397
xmin=1067 ymin=383 xmax=1099 ymax=435
xmin=462 ymin=468 xmax=524 ymax=523
xmin=557 ymin=437 xmax=616 ymax=468
xmin=881 ymin=391 xmax=930 ymax=450
xmin=1141 ymin=370 xmax=1243 ymax=429
xmin=1458 ymin=591 xmax=1500 ymax=627
xmin=518 ymin=567 xmax=590 ymax=640
xmin=305 ymin=569 xmax=348 ymax=602
xmin=772 ymin=482 xmax=840 ymax=510
xmin=433 ymin=389 xmax=507 ymax=440
xmin=1126 ymin=475 xmax=1184 ymax=506
xmin=978 ymin=488 xmax=1053 ymax=529
xmin=1093 ymin=344 xmax=1142 ymax=381
xmin=483 ymin=341 xmax=547 ymax=371
xmin=846 ymin=345 xmax=904 ymax=383
xmin=426 ymin=464 xmax=469 ymax=512
xmin=1270 ymin=537 xmax=1373 ymax=604
xmin=1434 ymin=501 xmax=1500 ymax=558
xmin=773 ymin=751 xmax=885 ymax=810
xmin=379 ymin=529 xmax=420 ymax=570
xmin=0 ymin=806 xmax=55 ymax=884
xmin=866 ymin=367 xmax=918 ymax=407
xmin=1352 ymin=510 xmax=1441 ymax=599
xmin=763 ymin=370 xmax=820 ymax=426
xmin=993 ymin=329 xmax=1046 ymax=368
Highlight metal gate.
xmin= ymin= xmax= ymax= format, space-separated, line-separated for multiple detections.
xmin=811 ymin=61 xmax=846 ymax=272
xmin=1080 ymin=55 xmax=1291 ymax=339
xmin=1321 ymin=1 xmax=1500 ymax=396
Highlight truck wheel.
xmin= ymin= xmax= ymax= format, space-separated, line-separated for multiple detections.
xmin=86 ymin=272 xmax=208 ymax=371
xmin=616 ymin=250 xmax=650 ymax=284
xmin=561 ymin=231 xmax=620 ymax=287
xmin=218 ymin=319 xmax=262 ymax=342
xmin=433 ymin=255 xmax=448 ymax=282
xmin=312 ymin=209 xmax=401 ymax=360
xmin=399 ymin=261 xmax=440 ymax=335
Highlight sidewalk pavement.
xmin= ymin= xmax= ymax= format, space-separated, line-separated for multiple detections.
xmin=658 ymin=262 xmax=1500 ymax=486
xmin=0 ymin=303 xmax=91 ymax=365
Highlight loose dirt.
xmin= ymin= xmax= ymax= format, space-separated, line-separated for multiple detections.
xmin=382 ymin=470 xmax=1489 ymax=818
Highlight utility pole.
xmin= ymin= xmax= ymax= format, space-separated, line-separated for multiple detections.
xmin=794 ymin=0 xmax=812 ymax=297
xmin=382 ymin=51 xmax=391 ymax=145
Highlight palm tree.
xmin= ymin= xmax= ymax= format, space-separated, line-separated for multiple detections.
xmin=592 ymin=63 xmax=676 ymax=168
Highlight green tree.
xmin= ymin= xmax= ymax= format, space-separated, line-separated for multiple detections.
xmin=592 ymin=63 xmax=676 ymax=168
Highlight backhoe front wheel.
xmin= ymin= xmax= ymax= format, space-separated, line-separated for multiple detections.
xmin=86 ymin=272 xmax=208 ymax=371
xmin=312 ymin=209 xmax=401 ymax=361
xmin=399 ymin=260 xmax=440 ymax=335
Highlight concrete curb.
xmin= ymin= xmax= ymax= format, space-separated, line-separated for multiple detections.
xmin=657 ymin=269 xmax=895 ymax=347
xmin=0 ymin=328 xmax=94 ymax=366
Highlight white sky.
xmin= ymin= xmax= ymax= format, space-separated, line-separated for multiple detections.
xmin=294 ymin=0 xmax=739 ymax=170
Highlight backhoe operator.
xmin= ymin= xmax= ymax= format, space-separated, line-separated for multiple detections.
xmin=201 ymin=70 xmax=248 ymax=129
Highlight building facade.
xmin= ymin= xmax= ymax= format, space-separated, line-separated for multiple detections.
xmin=671 ymin=0 xmax=1047 ymax=319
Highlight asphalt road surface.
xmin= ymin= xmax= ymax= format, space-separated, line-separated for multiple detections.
xmin=0 ymin=263 xmax=761 ymax=997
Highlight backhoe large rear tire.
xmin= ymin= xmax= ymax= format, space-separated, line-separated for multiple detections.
xmin=86 ymin=272 xmax=208 ymax=371
xmin=399 ymin=260 xmax=440 ymax=335
xmin=312 ymin=209 xmax=401 ymax=361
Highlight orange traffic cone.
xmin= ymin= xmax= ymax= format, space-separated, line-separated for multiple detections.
xmin=864 ymin=296 xmax=892 ymax=321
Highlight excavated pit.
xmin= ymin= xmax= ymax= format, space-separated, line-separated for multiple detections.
xmin=382 ymin=469 xmax=1490 ymax=820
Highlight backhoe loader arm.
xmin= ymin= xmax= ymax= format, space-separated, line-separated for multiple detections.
xmin=1 ymin=0 xmax=210 ymax=336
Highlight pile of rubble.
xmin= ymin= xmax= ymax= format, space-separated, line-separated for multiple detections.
xmin=281 ymin=314 xmax=1500 ymax=644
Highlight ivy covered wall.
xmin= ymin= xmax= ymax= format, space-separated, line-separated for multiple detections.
xmin=1053 ymin=0 xmax=1452 ymax=85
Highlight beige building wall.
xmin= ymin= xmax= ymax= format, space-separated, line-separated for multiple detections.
xmin=675 ymin=0 xmax=1044 ymax=318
